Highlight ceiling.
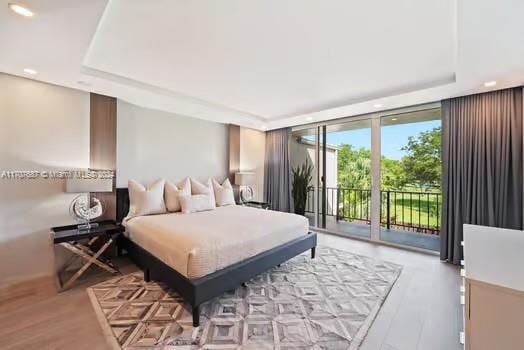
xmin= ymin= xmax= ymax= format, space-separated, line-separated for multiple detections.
xmin=1 ymin=0 xmax=523 ymax=130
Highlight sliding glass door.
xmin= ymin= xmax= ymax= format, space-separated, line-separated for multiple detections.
xmin=291 ymin=103 xmax=442 ymax=251
xmin=290 ymin=120 xmax=372 ymax=239
xmin=323 ymin=120 xmax=372 ymax=239
xmin=380 ymin=109 xmax=442 ymax=250
xmin=290 ymin=127 xmax=318 ymax=227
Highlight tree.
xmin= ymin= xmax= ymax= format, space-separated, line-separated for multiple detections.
xmin=381 ymin=157 xmax=406 ymax=190
xmin=400 ymin=127 xmax=441 ymax=189
xmin=337 ymin=145 xmax=371 ymax=189
xmin=335 ymin=126 xmax=441 ymax=191
xmin=337 ymin=145 xmax=407 ymax=190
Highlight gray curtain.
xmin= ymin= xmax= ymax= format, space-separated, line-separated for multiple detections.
xmin=441 ymin=88 xmax=523 ymax=264
xmin=264 ymin=128 xmax=292 ymax=212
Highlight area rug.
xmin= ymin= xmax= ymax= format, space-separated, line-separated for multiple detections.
xmin=87 ymin=246 xmax=402 ymax=349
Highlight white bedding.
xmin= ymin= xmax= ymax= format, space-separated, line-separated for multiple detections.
xmin=123 ymin=205 xmax=309 ymax=279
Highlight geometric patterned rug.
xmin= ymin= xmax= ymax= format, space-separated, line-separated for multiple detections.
xmin=87 ymin=246 xmax=402 ymax=349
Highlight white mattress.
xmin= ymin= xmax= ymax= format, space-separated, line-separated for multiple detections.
xmin=123 ymin=205 xmax=309 ymax=279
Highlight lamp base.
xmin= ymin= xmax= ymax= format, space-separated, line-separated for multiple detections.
xmin=240 ymin=186 xmax=254 ymax=203
xmin=77 ymin=222 xmax=99 ymax=231
xmin=70 ymin=193 xmax=105 ymax=231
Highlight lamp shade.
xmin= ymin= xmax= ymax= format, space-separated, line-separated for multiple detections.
xmin=66 ymin=177 xmax=113 ymax=193
xmin=234 ymin=172 xmax=255 ymax=186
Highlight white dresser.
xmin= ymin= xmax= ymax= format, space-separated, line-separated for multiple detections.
xmin=463 ymin=224 xmax=524 ymax=350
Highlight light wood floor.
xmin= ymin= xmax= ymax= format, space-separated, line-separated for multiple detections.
xmin=0 ymin=233 xmax=462 ymax=350
xmin=317 ymin=234 xmax=462 ymax=350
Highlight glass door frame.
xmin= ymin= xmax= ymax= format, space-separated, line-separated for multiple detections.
xmin=312 ymin=125 xmax=327 ymax=229
xmin=293 ymin=102 xmax=441 ymax=247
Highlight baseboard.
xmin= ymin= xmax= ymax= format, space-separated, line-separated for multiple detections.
xmin=0 ymin=274 xmax=57 ymax=313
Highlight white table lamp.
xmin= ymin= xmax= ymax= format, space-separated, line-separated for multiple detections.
xmin=234 ymin=172 xmax=255 ymax=203
xmin=66 ymin=176 xmax=113 ymax=230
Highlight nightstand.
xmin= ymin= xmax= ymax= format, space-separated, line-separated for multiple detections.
xmin=241 ymin=201 xmax=270 ymax=210
xmin=51 ymin=220 xmax=124 ymax=290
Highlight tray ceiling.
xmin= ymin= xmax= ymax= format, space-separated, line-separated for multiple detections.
xmin=1 ymin=0 xmax=523 ymax=129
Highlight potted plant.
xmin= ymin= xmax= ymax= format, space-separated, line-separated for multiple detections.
xmin=292 ymin=160 xmax=313 ymax=216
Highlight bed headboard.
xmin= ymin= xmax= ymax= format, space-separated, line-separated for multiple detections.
xmin=116 ymin=188 xmax=130 ymax=224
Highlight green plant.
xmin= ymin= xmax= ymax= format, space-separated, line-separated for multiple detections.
xmin=292 ymin=160 xmax=314 ymax=216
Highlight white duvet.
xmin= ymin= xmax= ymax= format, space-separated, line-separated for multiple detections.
xmin=123 ymin=205 xmax=309 ymax=279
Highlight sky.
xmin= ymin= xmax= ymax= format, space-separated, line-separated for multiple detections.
xmin=324 ymin=120 xmax=441 ymax=160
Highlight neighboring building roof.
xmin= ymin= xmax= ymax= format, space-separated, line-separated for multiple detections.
xmin=295 ymin=137 xmax=340 ymax=151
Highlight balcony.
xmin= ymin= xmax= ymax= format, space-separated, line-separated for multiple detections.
xmin=305 ymin=187 xmax=441 ymax=251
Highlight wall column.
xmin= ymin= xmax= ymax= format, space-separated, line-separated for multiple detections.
xmin=229 ymin=124 xmax=241 ymax=183
xmin=90 ymin=93 xmax=117 ymax=220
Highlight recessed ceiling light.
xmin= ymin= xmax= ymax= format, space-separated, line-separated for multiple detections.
xmin=391 ymin=118 xmax=398 ymax=121
xmin=23 ymin=68 xmax=37 ymax=75
xmin=484 ymin=81 xmax=497 ymax=87
xmin=9 ymin=3 xmax=34 ymax=17
xmin=306 ymin=116 xmax=313 ymax=121
xmin=374 ymin=103 xmax=383 ymax=108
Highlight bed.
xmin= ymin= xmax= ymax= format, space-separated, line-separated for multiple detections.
xmin=116 ymin=188 xmax=317 ymax=326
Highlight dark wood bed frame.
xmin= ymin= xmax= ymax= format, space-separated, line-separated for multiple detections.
xmin=115 ymin=188 xmax=317 ymax=327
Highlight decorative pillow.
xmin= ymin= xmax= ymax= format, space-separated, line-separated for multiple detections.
xmin=127 ymin=179 xmax=166 ymax=219
xmin=190 ymin=178 xmax=216 ymax=208
xmin=165 ymin=177 xmax=191 ymax=212
xmin=212 ymin=178 xmax=236 ymax=206
xmin=179 ymin=194 xmax=216 ymax=214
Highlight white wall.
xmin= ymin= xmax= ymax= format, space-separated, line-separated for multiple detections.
xmin=289 ymin=136 xmax=338 ymax=212
xmin=117 ymin=100 xmax=229 ymax=187
xmin=290 ymin=137 xmax=338 ymax=187
xmin=0 ymin=74 xmax=90 ymax=285
xmin=239 ymin=127 xmax=265 ymax=201
xmin=290 ymin=137 xmax=316 ymax=176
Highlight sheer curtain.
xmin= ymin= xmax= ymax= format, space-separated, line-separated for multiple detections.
xmin=264 ymin=128 xmax=292 ymax=212
xmin=441 ymin=87 xmax=523 ymax=264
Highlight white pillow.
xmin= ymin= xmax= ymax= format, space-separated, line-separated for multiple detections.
xmin=165 ymin=177 xmax=191 ymax=212
xmin=127 ymin=179 xmax=166 ymax=219
xmin=212 ymin=178 xmax=236 ymax=206
xmin=179 ymin=194 xmax=216 ymax=214
xmin=190 ymin=178 xmax=216 ymax=208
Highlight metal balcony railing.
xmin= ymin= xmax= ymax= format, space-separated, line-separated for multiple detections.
xmin=305 ymin=187 xmax=441 ymax=235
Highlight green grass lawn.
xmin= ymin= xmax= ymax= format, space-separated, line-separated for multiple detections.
xmin=339 ymin=191 xmax=442 ymax=230
xmin=383 ymin=193 xmax=441 ymax=229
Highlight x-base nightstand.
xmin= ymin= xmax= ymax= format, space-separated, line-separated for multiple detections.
xmin=51 ymin=220 xmax=124 ymax=290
